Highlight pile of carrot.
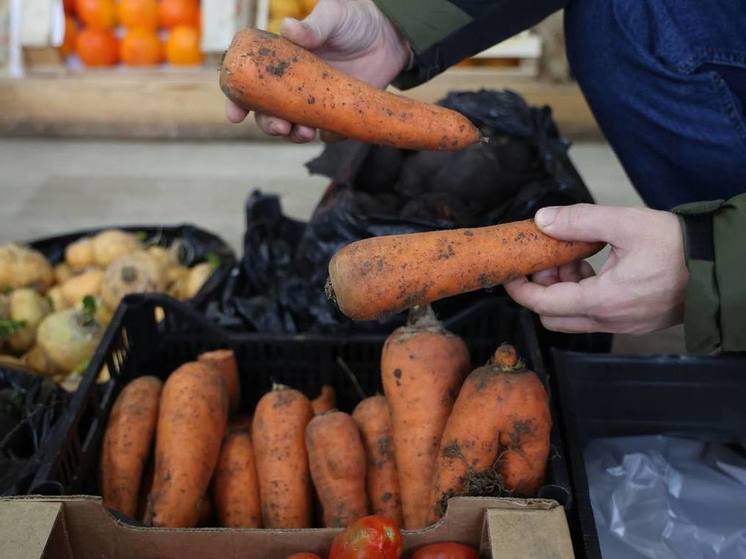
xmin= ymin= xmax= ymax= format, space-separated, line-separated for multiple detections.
xmin=100 ymin=312 xmax=551 ymax=530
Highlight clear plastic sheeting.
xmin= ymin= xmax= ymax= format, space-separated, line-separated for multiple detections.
xmin=585 ymin=435 xmax=746 ymax=559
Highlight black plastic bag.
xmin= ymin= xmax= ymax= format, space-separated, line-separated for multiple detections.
xmin=206 ymin=90 xmax=595 ymax=333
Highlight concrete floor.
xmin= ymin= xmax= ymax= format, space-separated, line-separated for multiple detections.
xmin=0 ymin=138 xmax=684 ymax=352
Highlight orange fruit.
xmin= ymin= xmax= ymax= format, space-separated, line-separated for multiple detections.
xmin=63 ymin=0 xmax=76 ymax=15
xmin=76 ymin=0 xmax=117 ymax=30
xmin=121 ymin=29 xmax=163 ymax=66
xmin=165 ymin=26 xmax=203 ymax=66
xmin=76 ymin=28 xmax=119 ymax=66
xmin=60 ymin=16 xmax=78 ymax=57
xmin=118 ymin=0 xmax=159 ymax=30
xmin=159 ymin=0 xmax=200 ymax=29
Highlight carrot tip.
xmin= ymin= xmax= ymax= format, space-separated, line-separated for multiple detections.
xmin=489 ymin=344 xmax=525 ymax=371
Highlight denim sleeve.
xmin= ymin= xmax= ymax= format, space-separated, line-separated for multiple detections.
xmin=673 ymin=193 xmax=746 ymax=354
xmin=373 ymin=0 xmax=567 ymax=89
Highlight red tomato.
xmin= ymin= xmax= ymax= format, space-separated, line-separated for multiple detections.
xmin=329 ymin=515 xmax=403 ymax=559
xmin=286 ymin=554 xmax=323 ymax=559
xmin=410 ymin=543 xmax=479 ymax=559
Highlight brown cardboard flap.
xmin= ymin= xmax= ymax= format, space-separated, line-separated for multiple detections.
xmin=482 ymin=504 xmax=575 ymax=558
xmin=0 ymin=496 xmax=572 ymax=559
xmin=0 ymin=500 xmax=72 ymax=559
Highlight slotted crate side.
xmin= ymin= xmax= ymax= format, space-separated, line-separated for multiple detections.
xmin=31 ymin=294 xmax=572 ymax=510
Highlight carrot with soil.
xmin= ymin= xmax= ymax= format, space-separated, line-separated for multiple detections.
xmin=306 ymin=411 xmax=369 ymax=527
xmin=198 ymin=349 xmax=241 ymax=415
xmin=147 ymin=362 xmax=229 ymax=528
xmin=220 ymin=29 xmax=480 ymax=151
xmin=327 ymin=219 xmax=604 ymax=321
xmin=100 ymin=375 xmax=162 ymax=518
xmin=381 ymin=306 xmax=470 ymax=529
xmin=428 ymin=344 xmax=551 ymax=524
xmin=352 ymin=395 xmax=403 ymax=526
xmin=213 ymin=430 xmax=262 ymax=527
xmin=252 ymin=384 xmax=314 ymax=528
xmin=311 ymin=384 xmax=336 ymax=415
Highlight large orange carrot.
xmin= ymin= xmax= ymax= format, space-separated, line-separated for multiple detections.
xmin=100 ymin=375 xmax=162 ymax=518
xmin=381 ymin=306 xmax=470 ymax=529
xmin=198 ymin=349 xmax=241 ymax=415
xmin=428 ymin=344 xmax=551 ymax=524
xmin=327 ymin=219 xmax=604 ymax=321
xmin=147 ymin=362 xmax=229 ymax=528
xmin=305 ymin=411 xmax=369 ymax=527
xmin=220 ymin=29 xmax=480 ymax=151
xmin=213 ymin=431 xmax=262 ymax=528
xmin=352 ymin=395 xmax=403 ymax=526
xmin=252 ymin=385 xmax=314 ymax=528
xmin=311 ymin=384 xmax=336 ymax=415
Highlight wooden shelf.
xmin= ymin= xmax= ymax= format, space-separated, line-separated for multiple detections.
xmin=0 ymin=67 xmax=600 ymax=140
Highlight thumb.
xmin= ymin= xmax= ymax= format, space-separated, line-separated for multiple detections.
xmin=280 ymin=4 xmax=338 ymax=50
xmin=535 ymin=203 xmax=630 ymax=244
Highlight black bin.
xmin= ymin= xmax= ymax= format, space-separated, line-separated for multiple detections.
xmin=553 ymin=351 xmax=746 ymax=559
xmin=29 ymin=294 xmax=572 ymax=514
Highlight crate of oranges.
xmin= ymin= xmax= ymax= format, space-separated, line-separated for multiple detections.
xmin=61 ymin=0 xmax=204 ymax=68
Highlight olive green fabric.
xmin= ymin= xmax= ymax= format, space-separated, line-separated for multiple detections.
xmin=373 ymin=0 xmax=472 ymax=53
xmin=673 ymin=193 xmax=746 ymax=354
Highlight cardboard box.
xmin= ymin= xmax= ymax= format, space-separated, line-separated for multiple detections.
xmin=0 ymin=496 xmax=574 ymax=559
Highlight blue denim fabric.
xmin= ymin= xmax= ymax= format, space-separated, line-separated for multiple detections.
xmin=565 ymin=0 xmax=746 ymax=209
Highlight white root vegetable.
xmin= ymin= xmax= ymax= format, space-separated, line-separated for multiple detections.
xmin=23 ymin=344 xmax=62 ymax=377
xmin=61 ymin=269 xmax=104 ymax=307
xmin=37 ymin=307 xmax=103 ymax=373
xmin=178 ymin=263 xmax=213 ymax=300
xmin=46 ymin=286 xmax=68 ymax=312
xmin=92 ymin=230 xmax=143 ymax=268
xmin=101 ymin=252 xmax=165 ymax=310
xmin=54 ymin=263 xmax=75 ymax=284
xmin=0 ymin=243 xmax=54 ymax=293
xmin=65 ymin=238 xmax=95 ymax=270
xmin=6 ymin=288 xmax=52 ymax=354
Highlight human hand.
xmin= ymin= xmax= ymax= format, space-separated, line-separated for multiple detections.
xmin=504 ymin=204 xmax=688 ymax=335
xmin=225 ymin=0 xmax=410 ymax=143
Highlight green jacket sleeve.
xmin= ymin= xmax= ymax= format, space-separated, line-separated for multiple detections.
xmin=372 ymin=0 xmax=566 ymax=89
xmin=673 ymin=193 xmax=746 ymax=354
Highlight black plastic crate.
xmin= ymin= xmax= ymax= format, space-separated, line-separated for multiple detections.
xmin=27 ymin=223 xmax=236 ymax=308
xmin=29 ymin=293 xmax=572 ymax=513
xmin=552 ymin=351 xmax=746 ymax=559
xmin=0 ymin=366 xmax=69 ymax=496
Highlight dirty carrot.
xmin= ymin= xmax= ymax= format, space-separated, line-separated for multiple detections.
xmin=252 ymin=385 xmax=314 ymax=528
xmin=327 ymin=219 xmax=604 ymax=321
xmin=101 ymin=375 xmax=163 ymax=518
xmin=220 ymin=29 xmax=480 ymax=151
xmin=306 ymin=411 xmax=369 ymax=527
xmin=147 ymin=362 xmax=229 ymax=528
xmin=311 ymin=384 xmax=336 ymax=415
xmin=428 ymin=344 xmax=551 ymax=524
xmin=198 ymin=349 xmax=241 ymax=415
xmin=352 ymin=395 xmax=403 ymax=526
xmin=213 ymin=431 xmax=262 ymax=528
xmin=381 ymin=306 xmax=470 ymax=529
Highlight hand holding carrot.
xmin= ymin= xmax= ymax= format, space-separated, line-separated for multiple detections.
xmin=225 ymin=0 xmax=410 ymax=143
xmin=504 ymin=204 xmax=688 ymax=334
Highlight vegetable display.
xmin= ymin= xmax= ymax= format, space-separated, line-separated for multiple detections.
xmin=381 ymin=307 xmax=470 ymax=529
xmin=0 ymin=230 xmax=218 ymax=385
xmin=220 ymin=29 xmax=480 ymax=152
xmin=97 ymin=337 xmax=551 ymax=533
xmin=327 ymin=219 xmax=604 ymax=320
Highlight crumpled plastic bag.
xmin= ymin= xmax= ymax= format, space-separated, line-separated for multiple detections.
xmin=206 ymin=90 xmax=595 ymax=333
xmin=585 ymin=435 xmax=746 ymax=559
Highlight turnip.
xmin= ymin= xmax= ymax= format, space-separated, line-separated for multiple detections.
xmin=61 ymin=269 xmax=103 ymax=307
xmin=6 ymin=288 xmax=52 ymax=354
xmin=101 ymin=251 xmax=165 ymax=310
xmin=36 ymin=298 xmax=103 ymax=373
xmin=92 ymin=230 xmax=143 ymax=268
xmin=65 ymin=237 xmax=94 ymax=270
xmin=0 ymin=243 xmax=54 ymax=293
